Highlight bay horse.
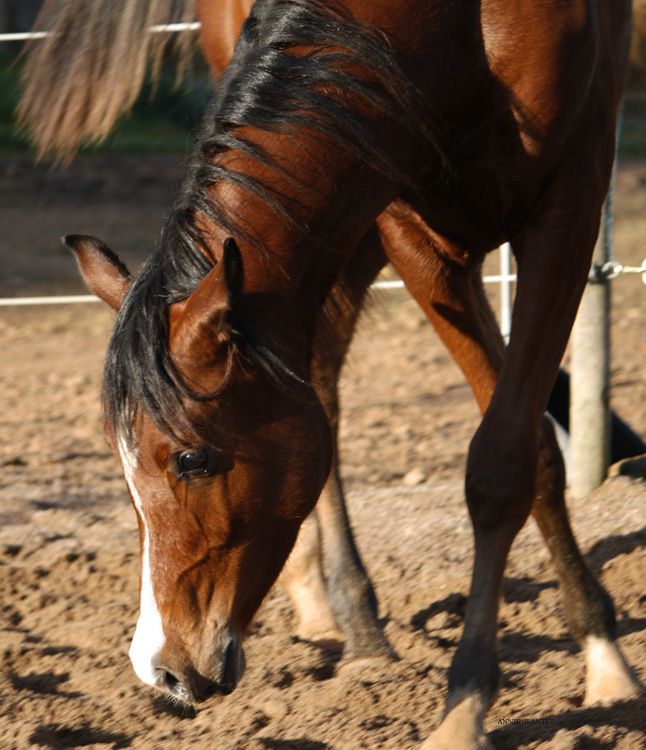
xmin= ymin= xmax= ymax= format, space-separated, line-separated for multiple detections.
xmin=19 ymin=1 xmax=641 ymax=747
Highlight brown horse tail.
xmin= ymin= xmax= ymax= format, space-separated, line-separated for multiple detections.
xmin=17 ymin=0 xmax=197 ymax=162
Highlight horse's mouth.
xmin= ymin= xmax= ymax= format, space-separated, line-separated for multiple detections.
xmin=174 ymin=641 xmax=245 ymax=704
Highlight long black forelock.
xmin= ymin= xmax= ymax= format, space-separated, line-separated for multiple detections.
xmin=103 ymin=0 xmax=441 ymax=448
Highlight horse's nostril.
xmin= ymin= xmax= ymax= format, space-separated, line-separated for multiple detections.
xmin=161 ymin=670 xmax=179 ymax=691
xmin=159 ymin=669 xmax=192 ymax=702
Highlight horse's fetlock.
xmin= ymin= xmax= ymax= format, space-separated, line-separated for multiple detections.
xmin=448 ymin=640 xmax=500 ymax=708
xmin=329 ymin=570 xmax=378 ymax=625
xmin=564 ymin=579 xmax=617 ymax=644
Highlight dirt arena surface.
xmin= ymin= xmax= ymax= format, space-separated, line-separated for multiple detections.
xmin=1 ymin=154 xmax=644 ymax=749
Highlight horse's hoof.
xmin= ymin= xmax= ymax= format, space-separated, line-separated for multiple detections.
xmin=294 ymin=625 xmax=344 ymax=647
xmin=339 ymin=628 xmax=398 ymax=666
xmin=584 ymin=637 xmax=643 ymax=706
xmin=337 ymin=653 xmax=395 ymax=680
xmin=421 ymin=730 xmax=494 ymax=750
xmin=421 ymin=691 xmax=494 ymax=750
xmin=421 ymin=723 xmax=494 ymax=750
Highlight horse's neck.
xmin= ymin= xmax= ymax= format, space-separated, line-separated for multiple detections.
xmin=208 ymin=137 xmax=399 ymax=348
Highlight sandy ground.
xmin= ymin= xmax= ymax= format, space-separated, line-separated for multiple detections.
xmin=0 ymin=154 xmax=644 ymax=749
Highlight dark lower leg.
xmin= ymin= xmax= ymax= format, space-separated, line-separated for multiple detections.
xmin=446 ymin=539 xmax=506 ymax=705
xmin=533 ymin=417 xmax=616 ymax=642
xmin=316 ymin=462 xmax=394 ymax=659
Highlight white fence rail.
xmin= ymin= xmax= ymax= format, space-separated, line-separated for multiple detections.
xmin=0 ymin=246 xmax=519 ymax=338
xmin=0 ymin=23 xmax=202 ymax=43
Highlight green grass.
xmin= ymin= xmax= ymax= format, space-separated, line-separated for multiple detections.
xmin=619 ymin=96 xmax=646 ymax=158
xmin=0 ymin=56 xmax=27 ymax=152
xmin=618 ymin=122 xmax=646 ymax=158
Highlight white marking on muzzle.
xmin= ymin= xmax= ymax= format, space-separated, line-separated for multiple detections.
xmin=118 ymin=438 xmax=166 ymax=689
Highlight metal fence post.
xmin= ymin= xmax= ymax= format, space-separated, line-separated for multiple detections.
xmin=569 ymin=197 xmax=613 ymax=498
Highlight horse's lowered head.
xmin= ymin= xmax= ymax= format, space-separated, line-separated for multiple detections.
xmin=65 ymin=234 xmax=332 ymax=703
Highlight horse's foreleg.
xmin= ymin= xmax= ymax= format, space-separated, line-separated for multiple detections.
xmin=315 ymin=413 xmax=396 ymax=663
xmin=380 ymin=205 xmax=518 ymax=748
xmin=379 ymin=152 xmax=639 ymax=747
xmin=489 ymin=128 xmax=641 ymax=709
xmin=279 ymin=513 xmax=341 ymax=644
xmin=282 ymin=228 xmax=394 ymax=660
xmin=314 ymin=230 xmax=395 ymax=662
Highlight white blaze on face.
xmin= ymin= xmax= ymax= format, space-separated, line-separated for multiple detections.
xmin=118 ymin=437 xmax=167 ymax=688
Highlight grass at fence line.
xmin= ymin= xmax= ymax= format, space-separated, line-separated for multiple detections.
xmin=0 ymin=52 xmax=211 ymax=155
xmin=621 ymin=96 xmax=646 ymax=158
xmin=0 ymin=55 xmax=28 ymax=153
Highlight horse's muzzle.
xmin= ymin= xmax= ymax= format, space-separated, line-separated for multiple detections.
xmin=156 ymin=638 xmax=245 ymax=704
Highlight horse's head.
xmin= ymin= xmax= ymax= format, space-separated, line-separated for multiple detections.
xmin=66 ymin=235 xmax=332 ymax=703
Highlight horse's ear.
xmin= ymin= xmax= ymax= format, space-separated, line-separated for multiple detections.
xmin=62 ymin=234 xmax=131 ymax=311
xmin=171 ymin=238 xmax=244 ymax=366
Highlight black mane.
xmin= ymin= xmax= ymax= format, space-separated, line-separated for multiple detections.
xmin=103 ymin=0 xmax=437 ymax=447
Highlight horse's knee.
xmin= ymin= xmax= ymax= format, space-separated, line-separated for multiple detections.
xmin=465 ymin=418 xmax=537 ymax=533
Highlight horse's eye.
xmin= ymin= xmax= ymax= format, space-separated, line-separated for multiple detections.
xmin=175 ymin=447 xmax=215 ymax=478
